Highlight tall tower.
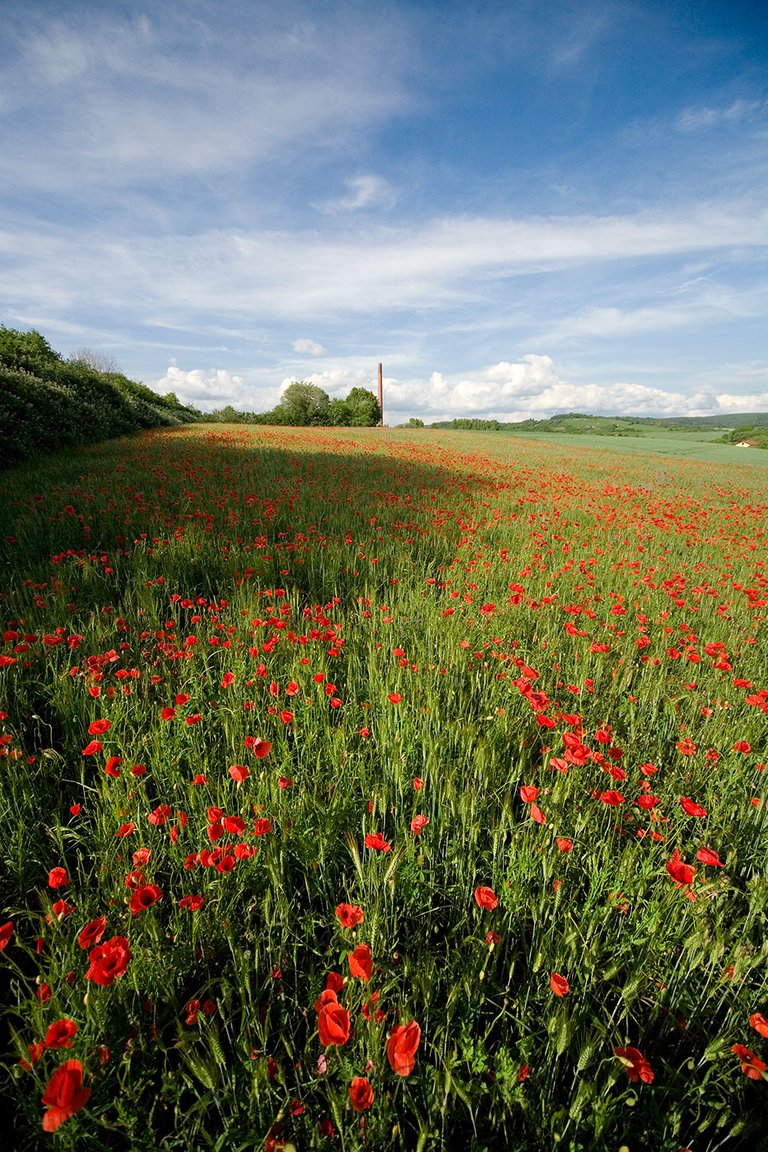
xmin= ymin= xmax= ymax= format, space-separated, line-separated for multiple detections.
xmin=378 ymin=362 xmax=383 ymax=426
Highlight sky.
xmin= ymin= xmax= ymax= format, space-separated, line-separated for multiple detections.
xmin=1 ymin=0 xmax=767 ymax=424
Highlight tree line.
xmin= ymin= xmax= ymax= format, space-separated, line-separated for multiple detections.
xmin=206 ymin=380 xmax=381 ymax=427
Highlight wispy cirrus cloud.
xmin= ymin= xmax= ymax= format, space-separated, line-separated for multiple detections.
xmin=315 ymin=174 xmax=398 ymax=214
xmin=2 ymin=6 xmax=417 ymax=200
xmin=675 ymin=98 xmax=767 ymax=133
xmin=3 ymin=199 xmax=764 ymax=324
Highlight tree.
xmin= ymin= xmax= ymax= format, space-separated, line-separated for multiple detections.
xmin=71 ymin=348 xmax=120 ymax=374
xmin=406 ymin=417 xmax=424 ymax=428
xmin=328 ymin=397 xmax=351 ymax=426
xmin=345 ymin=387 xmax=381 ymax=427
xmin=0 ymin=327 xmax=60 ymax=373
xmin=279 ymin=380 xmax=331 ymax=425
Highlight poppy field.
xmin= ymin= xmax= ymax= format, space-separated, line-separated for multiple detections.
xmin=0 ymin=424 xmax=766 ymax=1151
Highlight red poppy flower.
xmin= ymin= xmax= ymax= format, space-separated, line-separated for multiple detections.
xmin=413 ymin=777 xmax=425 ymax=790
xmin=731 ymin=1043 xmax=767 ymax=1079
xmin=387 ymin=693 xmax=402 ymax=704
xmin=245 ymin=736 xmax=272 ymax=758
xmin=556 ymin=838 xmax=573 ymax=852
xmin=44 ymin=1019 xmax=78 ymax=1049
xmin=160 ymin=707 xmax=176 ymax=722
xmin=411 ymin=814 xmax=429 ymax=835
xmin=387 ymin=1020 xmax=421 ymax=1076
xmin=50 ymin=899 xmax=75 ymax=921
xmin=636 ymin=794 xmax=660 ymax=809
xmin=0 ymin=920 xmax=13 ymax=952
xmin=680 ymin=796 xmax=707 ymax=818
xmin=223 ymin=815 xmax=246 ymax=835
xmin=326 ymin=970 xmax=345 ymax=993
xmin=85 ymin=936 xmax=131 ymax=986
xmin=349 ymin=1076 xmax=374 ymax=1112
xmin=23 ymin=1040 xmax=45 ymax=1068
xmin=179 ymin=894 xmax=204 ymax=911
xmin=666 ymin=850 xmax=695 ymax=886
xmin=530 ymin=804 xmax=546 ymax=824
xmin=129 ymin=883 xmax=163 ymax=916
xmin=696 ymin=846 xmax=723 ymax=866
xmin=520 ymin=785 xmax=539 ymax=803
xmin=550 ymin=972 xmax=569 ymax=996
xmin=77 ymin=916 xmax=106 ymax=951
xmin=750 ymin=1013 xmax=768 ymax=1039
xmin=336 ymin=903 xmax=364 ymax=928
xmin=229 ymin=764 xmax=249 ymax=783
xmin=148 ymin=803 xmax=172 ymax=826
xmin=474 ymin=885 xmax=499 ymax=910
xmin=48 ymin=867 xmax=69 ymax=889
xmin=81 ymin=740 xmax=102 ymax=756
xmin=365 ymin=831 xmax=391 ymax=852
xmin=184 ymin=999 xmax=200 ymax=1026
xmin=41 ymin=1059 xmax=91 ymax=1132
xmin=317 ymin=1001 xmax=351 ymax=1047
xmin=347 ymin=943 xmax=372 ymax=981
xmin=253 ymin=817 xmax=273 ymax=836
xmin=88 ymin=719 xmax=111 ymax=735
xmin=614 ymin=1046 xmax=654 ymax=1084
xmin=599 ymin=790 xmax=624 ymax=806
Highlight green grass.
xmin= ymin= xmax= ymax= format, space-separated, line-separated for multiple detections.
xmin=0 ymin=425 xmax=766 ymax=1151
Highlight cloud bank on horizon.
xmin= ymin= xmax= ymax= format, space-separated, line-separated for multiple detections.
xmin=1 ymin=0 xmax=766 ymax=423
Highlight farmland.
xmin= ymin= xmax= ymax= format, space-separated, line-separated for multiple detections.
xmin=1 ymin=425 xmax=766 ymax=1151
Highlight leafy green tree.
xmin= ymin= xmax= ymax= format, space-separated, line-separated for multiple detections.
xmin=0 ymin=327 xmax=60 ymax=374
xmin=345 ymin=386 xmax=381 ymax=427
xmin=328 ymin=397 xmax=351 ymax=426
xmin=279 ymin=380 xmax=331 ymax=425
xmin=406 ymin=416 xmax=425 ymax=428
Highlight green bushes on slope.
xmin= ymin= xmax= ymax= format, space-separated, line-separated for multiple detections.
xmin=0 ymin=327 xmax=199 ymax=467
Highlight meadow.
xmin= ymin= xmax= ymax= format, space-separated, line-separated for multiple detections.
xmin=0 ymin=425 xmax=766 ymax=1152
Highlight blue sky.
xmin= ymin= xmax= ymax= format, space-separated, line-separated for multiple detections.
xmin=2 ymin=0 xmax=767 ymax=423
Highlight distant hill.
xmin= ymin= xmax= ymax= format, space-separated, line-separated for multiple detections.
xmin=427 ymin=412 xmax=768 ymax=440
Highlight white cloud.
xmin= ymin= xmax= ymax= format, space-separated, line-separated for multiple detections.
xmin=156 ymin=366 xmax=244 ymax=408
xmin=317 ymin=174 xmax=398 ymax=213
xmin=380 ymin=358 xmax=768 ymax=423
xmin=293 ymin=338 xmax=326 ymax=356
xmin=9 ymin=198 xmax=758 ymax=326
